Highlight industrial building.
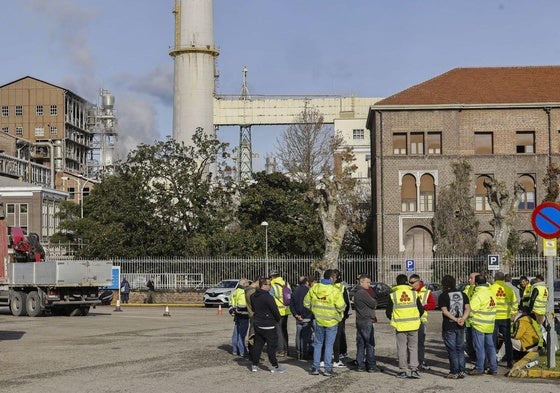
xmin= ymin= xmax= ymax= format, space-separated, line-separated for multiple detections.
xmin=367 ymin=66 xmax=560 ymax=259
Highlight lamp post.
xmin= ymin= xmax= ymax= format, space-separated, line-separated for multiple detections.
xmin=60 ymin=176 xmax=91 ymax=218
xmin=261 ymin=221 xmax=269 ymax=277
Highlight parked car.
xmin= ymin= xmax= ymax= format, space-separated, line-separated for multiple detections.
xmin=203 ymin=279 xmax=243 ymax=307
xmin=349 ymin=282 xmax=393 ymax=309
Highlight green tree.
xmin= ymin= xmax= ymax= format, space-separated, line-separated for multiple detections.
xmin=432 ymin=160 xmax=479 ymax=256
xmin=57 ymin=129 xmax=235 ymax=258
xmin=543 ymin=162 xmax=560 ymax=202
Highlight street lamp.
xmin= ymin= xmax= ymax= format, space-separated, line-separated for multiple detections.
xmin=261 ymin=221 xmax=269 ymax=277
xmin=60 ymin=176 xmax=91 ymax=218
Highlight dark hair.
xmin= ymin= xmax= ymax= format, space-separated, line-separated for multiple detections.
xmin=409 ymin=273 xmax=420 ymax=281
xmin=475 ymin=275 xmax=487 ymax=285
xmin=396 ymin=274 xmax=408 ymax=285
xmin=494 ymin=271 xmax=505 ymax=281
xmin=298 ymin=276 xmax=309 ymax=286
xmin=333 ymin=269 xmax=342 ymax=283
xmin=536 ymin=274 xmax=544 ymax=281
xmin=520 ymin=275 xmax=528 ymax=281
xmin=324 ymin=269 xmax=335 ymax=280
xmin=358 ymin=273 xmax=371 ymax=281
xmin=258 ymin=277 xmax=270 ymax=288
xmin=441 ymin=275 xmax=456 ymax=291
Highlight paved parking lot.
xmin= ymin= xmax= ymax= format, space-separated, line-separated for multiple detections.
xmin=0 ymin=305 xmax=557 ymax=393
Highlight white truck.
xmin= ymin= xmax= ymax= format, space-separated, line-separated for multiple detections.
xmin=0 ymin=220 xmax=113 ymax=316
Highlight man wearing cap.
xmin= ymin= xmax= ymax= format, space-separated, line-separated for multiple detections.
xmin=270 ymin=270 xmax=291 ymax=357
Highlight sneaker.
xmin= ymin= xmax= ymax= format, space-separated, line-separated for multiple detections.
xmin=457 ymin=372 xmax=466 ymax=379
xmin=356 ymin=368 xmax=366 ymax=372
xmin=467 ymin=369 xmax=484 ymax=376
xmin=368 ymin=366 xmax=382 ymax=373
xmin=332 ymin=361 xmax=346 ymax=368
xmin=485 ymin=370 xmax=497 ymax=376
xmin=396 ymin=371 xmax=408 ymax=379
xmin=445 ymin=373 xmax=458 ymax=379
xmin=410 ymin=371 xmax=421 ymax=379
xmin=251 ymin=365 xmax=258 ymax=372
xmin=310 ymin=368 xmax=320 ymax=376
xmin=323 ymin=370 xmax=334 ymax=377
xmin=418 ymin=362 xmax=431 ymax=371
xmin=271 ymin=365 xmax=286 ymax=373
xmin=340 ymin=353 xmax=347 ymax=359
xmin=319 ymin=361 xmax=325 ymax=368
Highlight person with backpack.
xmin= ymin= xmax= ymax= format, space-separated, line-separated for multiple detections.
xmin=270 ymin=270 xmax=292 ymax=357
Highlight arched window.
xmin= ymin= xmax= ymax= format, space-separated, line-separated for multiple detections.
xmin=419 ymin=174 xmax=435 ymax=212
xmin=401 ymin=174 xmax=417 ymax=212
xmin=518 ymin=175 xmax=536 ymax=210
xmin=475 ymin=175 xmax=492 ymax=212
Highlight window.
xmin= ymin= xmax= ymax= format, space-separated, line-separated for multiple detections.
xmin=410 ymin=133 xmax=424 ymax=154
xmin=393 ymin=133 xmax=407 ymax=155
xmin=419 ymin=174 xmax=435 ymax=212
xmin=68 ymin=187 xmax=76 ymax=199
xmin=352 ymin=129 xmax=365 ymax=140
xmin=474 ymin=132 xmax=493 ymax=154
xmin=50 ymin=126 xmax=57 ymax=135
xmin=35 ymin=127 xmax=44 ymax=137
xmin=50 ymin=105 xmax=58 ymax=115
xmin=15 ymin=126 xmax=23 ymax=136
xmin=15 ymin=105 xmax=23 ymax=116
xmin=401 ymin=174 xmax=417 ymax=212
xmin=1 ymin=106 xmax=7 ymax=116
xmin=516 ymin=131 xmax=534 ymax=153
xmin=427 ymin=132 xmax=442 ymax=154
xmin=518 ymin=175 xmax=536 ymax=210
xmin=36 ymin=105 xmax=44 ymax=116
xmin=475 ymin=175 xmax=492 ymax=212
xmin=2 ymin=127 xmax=8 ymax=133
xmin=6 ymin=203 xmax=28 ymax=230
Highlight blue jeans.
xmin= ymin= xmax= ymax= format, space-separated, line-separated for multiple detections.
xmin=493 ymin=319 xmax=512 ymax=365
xmin=442 ymin=329 xmax=466 ymax=374
xmin=312 ymin=321 xmax=338 ymax=372
xmin=472 ymin=328 xmax=497 ymax=372
xmin=355 ymin=321 xmax=376 ymax=370
xmin=232 ymin=317 xmax=249 ymax=356
xmin=295 ymin=319 xmax=314 ymax=357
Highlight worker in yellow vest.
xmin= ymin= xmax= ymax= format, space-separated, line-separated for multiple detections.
xmin=528 ymin=274 xmax=549 ymax=325
xmin=467 ymin=275 xmax=497 ymax=376
xmin=304 ymin=269 xmax=346 ymax=377
xmin=463 ymin=272 xmax=479 ymax=362
xmin=490 ymin=271 xmax=518 ymax=368
xmin=385 ymin=274 xmax=424 ymax=379
xmin=518 ymin=276 xmax=532 ymax=307
xmin=229 ymin=278 xmax=251 ymax=357
xmin=409 ymin=274 xmax=436 ymax=370
xmin=270 ymin=270 xmax=292 ymax=357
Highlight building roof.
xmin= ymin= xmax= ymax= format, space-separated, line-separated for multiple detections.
xmin=375 ymin=66 xmax=560 ymax=106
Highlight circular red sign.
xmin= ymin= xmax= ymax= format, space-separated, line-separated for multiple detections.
xmin=531 ymin=202 xmax=560 ymax=239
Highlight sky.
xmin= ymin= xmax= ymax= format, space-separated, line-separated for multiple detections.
xmin=3 ymin=0 xmax=560 ymax=170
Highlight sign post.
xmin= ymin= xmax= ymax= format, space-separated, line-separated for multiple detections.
xmin=531 ymin=202 xmax=559 ymax=368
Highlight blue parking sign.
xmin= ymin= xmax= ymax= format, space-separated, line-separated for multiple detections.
xmin=488 ymin=255 xmax=500 ymax=271
xmin=405 ymin=259 xmax=415 ymax=272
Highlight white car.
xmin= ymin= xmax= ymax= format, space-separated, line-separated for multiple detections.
xmin=203 ymin=279 xmax=241 ymax=308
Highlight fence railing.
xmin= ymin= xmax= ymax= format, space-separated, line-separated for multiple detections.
xmin=106 ymin=255 xmax=559 ymax=291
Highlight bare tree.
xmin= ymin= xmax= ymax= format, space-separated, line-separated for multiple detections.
xmin=276 ymin=103 xmax=332 ymax=188
xmin=276 ymin=106 xmax=360 ymax=270
xmin=483 ymin=178 xmax=525 ymax=255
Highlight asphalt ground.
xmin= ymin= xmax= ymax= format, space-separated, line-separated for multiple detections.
xmin=0 ymin=305 xmax=558 ymax=393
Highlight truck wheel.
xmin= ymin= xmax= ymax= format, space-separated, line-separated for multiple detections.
xmin=80 ymin=306 xmax=90 ymax=316
xmin=26 ymin=291 xmax=43 ymax=317
xmin=11 ymin=291 xmax=27 ymax=317
xmin=69 ymin=307 xmax=83 ymax=316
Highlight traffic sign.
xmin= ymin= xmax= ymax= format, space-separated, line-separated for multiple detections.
xmin=543 ymin=238 xmax=557 ymax=257
xmin=488 ymin=255 xmax=500 ymax=271
xmin=405 ymin=259 xmax=415 ymax=272
xmin=531 ymin=202 xmax=560 ymax=239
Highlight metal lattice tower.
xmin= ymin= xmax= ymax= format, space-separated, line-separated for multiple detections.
xmin=238 ymin=66 xmax=253 ymax=182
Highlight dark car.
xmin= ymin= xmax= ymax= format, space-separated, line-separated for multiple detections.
xmin=424 ymin=282 xmax=442 ymax=308
xmin=348 ymin=282 xmax=393 ymax=309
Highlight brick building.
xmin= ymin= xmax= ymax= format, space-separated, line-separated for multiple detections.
xmin=366 ymin=66 xmax=560 ymax=258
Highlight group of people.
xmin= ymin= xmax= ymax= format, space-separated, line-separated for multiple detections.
xmin=226 ymin=268 xmax=550 ymax=378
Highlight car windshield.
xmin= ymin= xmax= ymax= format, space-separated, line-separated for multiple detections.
xmin=215 ymin=280 xmax=238 ymax=289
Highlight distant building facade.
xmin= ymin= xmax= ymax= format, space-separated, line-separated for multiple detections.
xmin=367 ymin=66 xmax=560 ymax=258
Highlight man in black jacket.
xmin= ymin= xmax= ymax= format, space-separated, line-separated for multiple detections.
xmin=250 ymin=277 xmax=286 ymax=373
xmin=353 ymin=274 xmax=380 ymax=372
xmin=290 ymin=276 xmax=314 ymax=360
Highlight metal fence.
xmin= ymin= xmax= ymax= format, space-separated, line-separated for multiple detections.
xmin=110 ymin=255 xmax=560 ymax=291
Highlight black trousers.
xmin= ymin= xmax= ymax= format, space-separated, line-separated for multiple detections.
xmin=252 ymin=326 xmax=279 ymax=368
